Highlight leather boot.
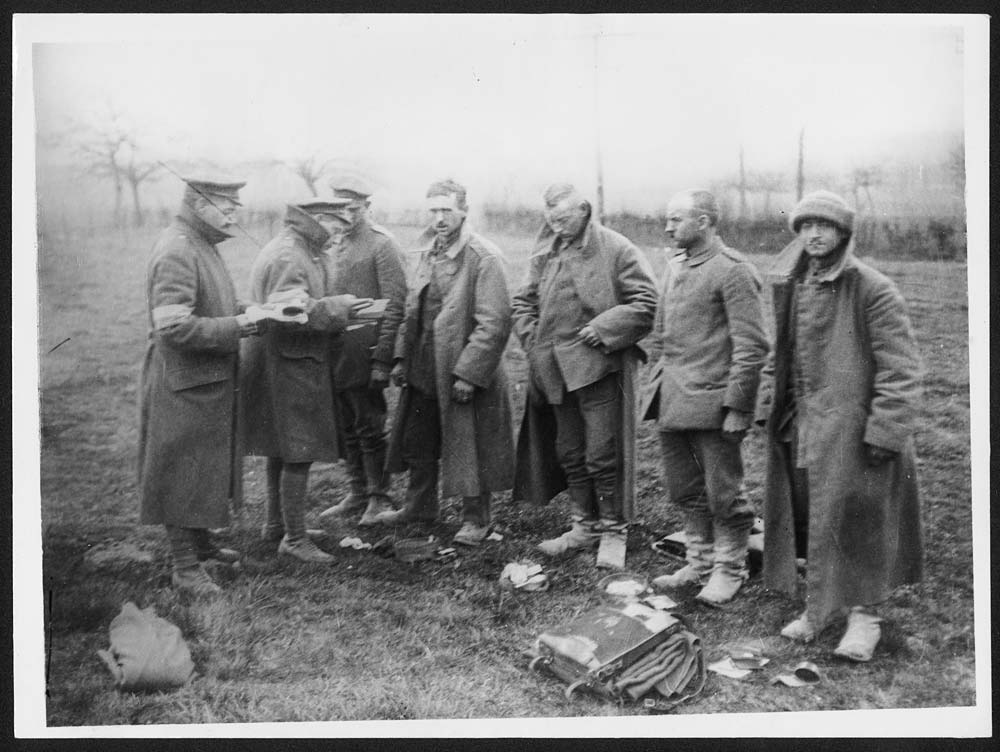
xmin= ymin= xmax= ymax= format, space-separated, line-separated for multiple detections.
xmin=833 ymin=607 xmax=882 ymax=661
xmin=358 ymin=495 xmax=395 ymax=527
xmin=567 ymin=483 xmax=597 ymax=520
xmin=358 ymin=449 xmax=394 ymax=526
xmin=780 ymin=610 xmax=818 ymax=643
xmin=652 ymin=509 xmax=714 ymax=590
xmin=537 ymin=518 xmax=601 ymax=557
xmin=318 ymin=492 xmax=368 ymax=526
xmin=696 ymin=513 xmax=753 ymax=607
xmin=172 ymin=564 xmax=222 ymax=598
xmin=453 ymin=494 xmax=491 ymax=546
xmin=374 ymin=461 xmax=439 ymax=525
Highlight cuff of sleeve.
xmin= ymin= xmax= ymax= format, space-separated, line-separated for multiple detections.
xmin=723 ymin=384 xmax=758 ymax=415
xmin=452 ymin=366 xmax=487 ymax=389
xmin=863 ymin=419 xmax=907 ymax=454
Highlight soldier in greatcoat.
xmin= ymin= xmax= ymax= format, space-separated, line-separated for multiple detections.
xmin=139 ymin=174 xmax=271 ymax=597
xmin=315 ymin=177 xmax=408 ymax=528
xmin=241 ymin=199 xmax=374 ymax=563
xmin=757 ymin=190 xmax=923 ymax=661
xmin=377 ymin=179 xmax=514 ymax=547
xmin=511 ymin=183 xmax=657 ymax=557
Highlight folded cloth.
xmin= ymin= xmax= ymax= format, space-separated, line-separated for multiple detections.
xmin=97 ymin=602 xmax=194 ymax=692
xmin=616 ymin=630 xmax=702 ymax=701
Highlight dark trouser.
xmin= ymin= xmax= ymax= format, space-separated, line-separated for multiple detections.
xmin=658 ymin=429 xmax=753 ymax=520
xmin=265 ymin=458 xmax=312 ymax=539
xmin=551 ymin=373 xmax=621 ymax=521
xmin=400 ymin=386 xmax=490 ymax=524
xmin=336 ymin=386 xmax=389 ymax=498
xmin=781 ymin=430 xmax=811 ymax=559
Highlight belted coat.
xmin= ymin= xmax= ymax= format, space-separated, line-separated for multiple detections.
xmin=757 ymin=237 xmax=924 ymax=629
xmin=327 ymin=217 xmax=408 ymax=390
xmin=386 ymin=223 xmax=515 ymax=497
xmin=510 ymin=217 xmax=657 ymax=519
xmin=240 ymin=206 xmax=352 ymax=462
xmin=138 ymin=207 xmax=246 ymax=528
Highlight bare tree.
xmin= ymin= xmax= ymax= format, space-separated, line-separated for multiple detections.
xmin=795 ymin=128 xmax=805 ymax=202
xmin=849 ymin=167 xmax=881 ymax=214
xmin=119 ymin=138 xmax=160 ymax=227
xmin=287 ymin=154 xmax=329 ymax=196
xmin=54 ymin=105 xmax=161 ymax=227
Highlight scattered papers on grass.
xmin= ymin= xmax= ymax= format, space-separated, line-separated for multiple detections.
xmin=338 ymin=536 xmax=372 ymax=550
xmin=487 ymin=531 xmax=504 ymax=541
xmin=707 ymin=657 xmax=752 ymax=680
xmin=642 ymin=594 xmax=678 ymax=611
xmin=500 ymin=561 xmax=549 ymax=591
xmin=605 ymin=578 xmax=647 ymax=597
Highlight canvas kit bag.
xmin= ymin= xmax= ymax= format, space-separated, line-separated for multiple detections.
xmin=529 ymin=601 xmax=705 ymax=709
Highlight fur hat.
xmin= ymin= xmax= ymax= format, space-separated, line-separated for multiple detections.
xmin=789 ymin=190 xmax=855 ymax=234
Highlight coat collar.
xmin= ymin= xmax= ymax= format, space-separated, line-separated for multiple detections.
xmin=684 ymin=235 xmax=724 ymax=268
xmin=770 ymin=236 xmax=857 ymax=283
xmin=532 ymin=210 xmax=600 ymax=260
xmin=283 ymin=204 xmax=331 ymax=252
xmin=177 ymin=204 xmax=231 ymax=246
xmin=417 ymin=220 xmax=470 ymax=259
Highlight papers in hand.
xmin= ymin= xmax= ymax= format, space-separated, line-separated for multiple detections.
xmin=354 ymin=298 xmax=389 ymax=320
xmin=257 ymin=303 xmax=308 ymax=324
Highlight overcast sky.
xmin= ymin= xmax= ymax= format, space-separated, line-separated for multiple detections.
xmin=24 ymin=14 xmax=968 ymax=211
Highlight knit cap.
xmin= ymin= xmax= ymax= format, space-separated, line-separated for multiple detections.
xmin=789 ymin=190 xmax=855 ymax=234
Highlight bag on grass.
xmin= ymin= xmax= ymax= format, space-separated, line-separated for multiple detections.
xmin=528 ymin=602 xmax=705 ymax=708
xmin=97 ymin=602 xmax=194 ymax=692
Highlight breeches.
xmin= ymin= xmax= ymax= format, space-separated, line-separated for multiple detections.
xmin=336 ymin=387 xmax=388 ymax=453
xmin=551 ymin=374 xmax=620 ymax=498
xmin=658 ymin=429 xmax=751 ymax=519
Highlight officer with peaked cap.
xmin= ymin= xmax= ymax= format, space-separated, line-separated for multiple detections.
xmin=241 ymin=197 xmax=375 ymax=562
xmin=139 ymin=171 xmax=275 ymax=598
xmin=315 ymin=176 xmax=408 ymax=528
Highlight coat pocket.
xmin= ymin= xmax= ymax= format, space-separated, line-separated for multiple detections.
xmin=165 ymin=362 xmax=231 ymax=392
xmin=277 ymin=331 xmax=325 ymax=362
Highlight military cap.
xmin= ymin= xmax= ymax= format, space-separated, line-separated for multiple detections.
xmin=330 ymin=174 xmax=374 ymax=200
xmin=790 ymin=190 xmax=855 ymax=234
xmin=181 ymin=172 xmax=247 ymax=204
xmin=296 ymin=196 xmax=353 ymax=214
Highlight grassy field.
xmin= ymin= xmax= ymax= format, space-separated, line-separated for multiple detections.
xmin=35 ymin=218 xmax=977 ymax=727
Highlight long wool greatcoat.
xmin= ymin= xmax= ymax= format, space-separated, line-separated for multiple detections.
xmin=386 ymin=223 xmax=515 ymax=498
xmin=510 ymin=217 xmax=658 ymax=520
xmin=757 ymin=237 xmax=924 ymax=629
xmin=138 ymin=207 xmax=245 ymax=528
xmin=240 ymin=206 xmax=351 ymax=463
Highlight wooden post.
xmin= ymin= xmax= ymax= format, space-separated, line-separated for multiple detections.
xmin=593 ymin=33 xmax=605 ymax=224
xmin=796 ymin=128 xmax=805 ymax=202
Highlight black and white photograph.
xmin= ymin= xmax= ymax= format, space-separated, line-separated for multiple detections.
xmin=12 ymin=12 xmax=990 ymax=738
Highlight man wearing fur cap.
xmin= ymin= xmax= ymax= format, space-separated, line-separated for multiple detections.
xmin=241 ymin=199 xmax=374 ymax=563
xmin=757 ymin=189 xmax=924 ymax=661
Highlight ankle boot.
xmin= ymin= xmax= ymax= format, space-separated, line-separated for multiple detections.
xmin=358 ymin=495 xmax=395 ymax=527
xmin=696 ymin=513 xmax=752 ymax=607
xmin=833 ymin=607 xmax=882 ymax=662
xmin=374 ymin=461 xmax=438 ymax=525
xmin=652 ymin=510 xmax=714 ymax=590
xmin=537 ymin=518 xmax=601 ymax=557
